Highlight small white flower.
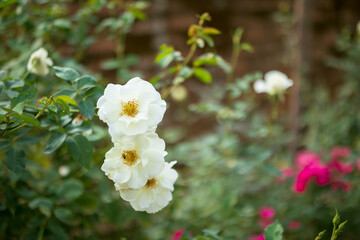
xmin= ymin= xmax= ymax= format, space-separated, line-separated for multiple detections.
xmin=119 ymin=161 xmax=178 ymax=214
xmin=58 ymin=166 xmax=70 ymax=177
xmin=254 ymin=70 xmax=293 ymax=95
xmin=101 ymin=132 xmax=165 ymax=189
xmin=97 ymin=77 xmax=166 ymax=136
xmin=27 ymin=48 xmax=53 ymax=76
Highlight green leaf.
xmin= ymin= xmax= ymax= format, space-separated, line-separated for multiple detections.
xmin=194 ymin=68 xmax=212 ymax=83
xmin=58 ymin=179 xmax=84 ymax=201
xmin=10 ymin=84 xmax=37 ymax=108
xmin=44 ymin=131 xmax=66 ymax=154
xmin=0 ymin=0 xmax=19 ymax=8
xmin=193 ymin=53 xmax=231 ymax=74
xmin=11 ymin=112 xmax=41 ymax=128
xmin=55 ymin=98 xmax=70 ymax=113
xmin=264 ymin=221 xmax=284 ymax=240
xmin=178 ymin=66 xmax=193 ymax=79
xmin=66 ymin=134 xmax=93 ymax=168
xmin=5 ymin=148 xmax=26 ymax=175
xmin=15 ymin=136 xmax=41 ymax=146
xmin=79 ymin=99 xmax=95 ymax=119
xmin=54 ymin=66 xmax=80 ymax=82
xmin=53 ymin=18 xmax=71 ymax=29
xmin=5 ymin=78 xmax=24 ymax=89
xmin=29 ymin=197 xmax=53 ymax=216
xmin=54 ymin=207 xmax=73 ymax=223
xmin=75 ymin=75 xmax=97 ymax=90
xmin=202 ymin=34 xmax=214 ymax=47
xmin=196 ymin=39 xmax=205 ymax=48
xmin=54 ymin=89 xmax=77 ymax=98
xmin=203 ymin=27 xmax=221 ymax=35
xmin=54 ymin=95 xmax=78 ymax=106
xmin=241 ymin=42 xmax=254 ymax=52
xmin=12 ymin=102 xmax=24 ymax=114
xmin=0 ymin=139 xmax=11 ymax=151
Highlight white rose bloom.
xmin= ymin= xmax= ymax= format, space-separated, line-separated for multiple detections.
xmin=254 ymin=70 xmax=293 ymax=95
xmin=119 ymin=161 xmax=178 ymax=213
xmin=27 ymin=48 xmax=53 ymax=76
xmin=101 ymin=132 xmax=165 ymax=189
xmin=97 ymin=77 xmax=166 ymax=136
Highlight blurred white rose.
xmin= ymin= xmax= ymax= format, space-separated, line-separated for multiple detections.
xmin=170 ymin=85 xmax=188 ymax=102
xmin=119 ymin=161 xmax=178 ymax=213
xmin=58 ymin=166 xmax=70 ymax=177
xmin=27 ymin=48 xmax=53 ymax=76
xmin=97 ymin=77 xmax=166 ymax=136
xmin=101 ymin=132 xmax=165 ymax=189
xmin=254 ymin=70 xmax=293 ymax=95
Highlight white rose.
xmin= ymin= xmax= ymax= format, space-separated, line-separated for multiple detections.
xmin=58 ymin=166 xmax=70 ymax=177
xmin=101 ymin=132 xmax=165 ymax=189
xmin=119 ymin=161 xmax=178 ymax=214
xmin=97 ymin=77 xmax=166 ymax=136
xmin=254 ymin=70 xmax=293 ymax=95
xmin=27 ymin=48 xmax=53 ymax=76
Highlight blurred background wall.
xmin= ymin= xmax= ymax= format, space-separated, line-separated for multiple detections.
xmin=80 ymin=0 xmax=360 ymax=87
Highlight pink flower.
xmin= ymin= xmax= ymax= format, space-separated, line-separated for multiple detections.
xmin=328 ymin=160 xmax=353 ymax=174
xmin=295 ymin=151 xmax=322 ymax=168
xmin=172 ymin=229 xmax=185 ymax=240
xmin=249 ymin=234 xmax=265 ymax=240
xmin=288 ymin=220 xmax=301 ymax=230
xmin=328 ymin=147 xmax=353 ymax=174
xmin=331 ymin=146 xmax=351 ymax=159
xmin=293 ymin=164 xmax=330 ymax=193
xmin=258 ymin=207 xmax=276 ymax=219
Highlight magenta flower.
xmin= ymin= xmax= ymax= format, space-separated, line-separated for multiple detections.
xmin=293 ymin=151 xmax=330 ymax=193
xmin=249 ymin=234 xmax=265 ymax=240
xmin=293 ymin=166 xmax=330 ymax=193
xmin=258 ymin=207 xmax=276 ymax=219
xmin=172 ymin=229 xmax=185 ymax=240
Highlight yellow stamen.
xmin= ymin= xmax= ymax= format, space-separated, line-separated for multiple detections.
xmin=122 ymin=150 xmax=139 ymax=166
xmin=145 ymin=178 xmax=157 ymax=188
xmin=121 ymin=100 xmax=139 ymax=117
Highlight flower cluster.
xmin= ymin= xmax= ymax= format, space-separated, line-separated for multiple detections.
xmin=278 ymin=146 xmax=357 ymax=193
xmin=97 ymin=77 xmax=178 ymax=213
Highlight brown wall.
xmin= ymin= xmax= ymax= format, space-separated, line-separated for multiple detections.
xmin=83 ymin=0 xmax=360 ymax=87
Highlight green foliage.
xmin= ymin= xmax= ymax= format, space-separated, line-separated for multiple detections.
xmin=0 ymin=1 xmax=358 ymax=239
xmin=265 ymin=221 xmax=284 ymax=240
xmin=66 ymin=134 xmax=93 ymax=169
